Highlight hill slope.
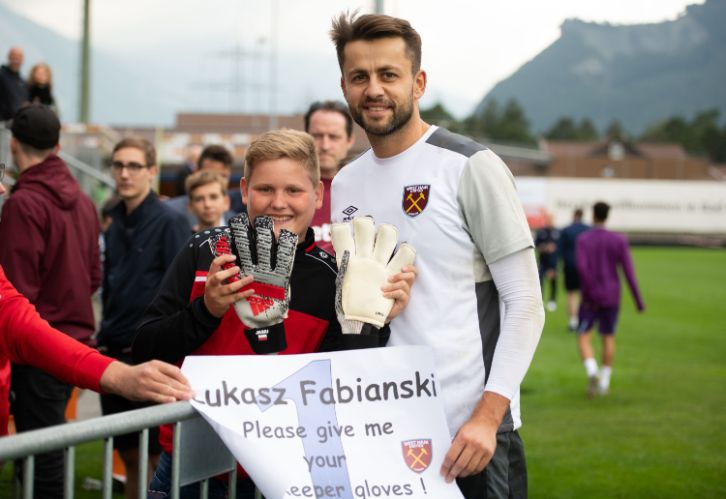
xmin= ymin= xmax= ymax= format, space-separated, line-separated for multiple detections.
xmin=475 ymin=0 xmax=726 ymax=134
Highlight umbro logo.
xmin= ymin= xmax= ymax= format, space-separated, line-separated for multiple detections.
xmin=342 ymin=205 xmax=358 ymax=222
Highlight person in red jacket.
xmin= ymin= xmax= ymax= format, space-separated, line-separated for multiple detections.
xmin=0 ymin=161 xmax=192 ymax=495
xmin=0 ymin=262 xmax=193 ymax=437
xmin=0 ymin=104 xmax=103 ymax=498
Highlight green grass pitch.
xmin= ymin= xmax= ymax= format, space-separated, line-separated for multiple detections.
xmin=522 ymin=247 xmax=726 ymax=498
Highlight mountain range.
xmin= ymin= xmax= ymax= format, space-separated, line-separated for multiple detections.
xmin=475 ymin=0 xmax=726 ymax=134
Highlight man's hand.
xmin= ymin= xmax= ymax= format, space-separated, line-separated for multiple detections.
xmin=383 ymin=264 xmax=417 ymax=323
xmin=100 ymin=360 xmax=193 ymax=403
xmin=203 ymin=254 xmax=254 ymax=318
xmin=440 ymin=391 xmax=510 ymax=482
xmin=331 ymin=217 xmax=416 ymax=329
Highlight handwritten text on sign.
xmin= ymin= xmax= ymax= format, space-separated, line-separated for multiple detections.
xmin=183 ymin=346 xmax=463 ymax=499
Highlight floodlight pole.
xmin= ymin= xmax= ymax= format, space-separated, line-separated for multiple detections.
xmin=79 ymin=0 xmax=91 ymax=123
xmin=268 ymin=0 xmax=279 ymax=130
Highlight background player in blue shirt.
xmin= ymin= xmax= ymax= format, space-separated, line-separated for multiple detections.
xmin=535 ymin=213 xmax=560 ymax=312
xmin=559 ymin=208 xmax=590 ymax=330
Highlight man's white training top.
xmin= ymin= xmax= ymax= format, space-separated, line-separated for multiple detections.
xmin=331 ymin=125 xmax=538 ymax=434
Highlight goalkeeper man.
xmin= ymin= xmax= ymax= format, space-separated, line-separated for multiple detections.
xmin=132 ymin=129 xmax=415 ymax=499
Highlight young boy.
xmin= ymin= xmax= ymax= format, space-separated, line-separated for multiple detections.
xmin=132 ymin=129 xmax=415 ymax=499
xmin=186 ymin=170 xmax=231 ymax=232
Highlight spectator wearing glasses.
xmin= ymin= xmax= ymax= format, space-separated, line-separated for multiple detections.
xmin=0 ymin=104 xmax=101 ymax=499
xmin=97 ymin=137 xmax=189 ymax=499
xmin=303 ymin=100 xmax=356 ymax=253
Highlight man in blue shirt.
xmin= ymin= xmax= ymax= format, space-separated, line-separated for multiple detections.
xmin=559 ymin=208 xmax=590 ymax=330
xmin=98 ymin=137 xmax=189 ymax=499
xmin=535 ymin=214 xmax=560 ymax=312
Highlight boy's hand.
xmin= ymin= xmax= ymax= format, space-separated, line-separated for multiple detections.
xmin=203 ymin=252 xmax=254 ymax=318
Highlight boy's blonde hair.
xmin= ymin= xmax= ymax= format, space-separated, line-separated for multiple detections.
xmin=244 ymin=129 xmax=320 ymax=185
xmin=186 ymin=170 xmax=228 ymax=199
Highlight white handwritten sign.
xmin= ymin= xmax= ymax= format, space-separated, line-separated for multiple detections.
xmin=183 ymin=346 xmax=463 ymax=499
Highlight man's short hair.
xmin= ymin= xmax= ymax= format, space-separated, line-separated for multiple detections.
xmin=330 ymin=13 xmax=422 ymax=74
xmin=593 ymin=202 xmax=610 ymax=222
xmin=574 ymin=208 xmax=584 ymax=219
xmin=304 ymin=100 xmax=354 ymax=138
xmin=198 ymin=145 xmax=233 ymax=169
xmin=186 ymin=170 xmax=228 ymax=199
xmin=244 ymin=129 xmax=319 ymax=186
xmin=112 ymin=137 xmax=156 ymax=167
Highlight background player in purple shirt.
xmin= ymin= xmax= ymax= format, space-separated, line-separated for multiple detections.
xmin=576 ymin=201 xmax=645 ymax=397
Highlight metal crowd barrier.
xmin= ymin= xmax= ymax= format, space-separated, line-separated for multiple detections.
xmin=0 ymin=122 xmax=10 ymax=168
xmin=58 ymin=150 xmax=116 ymax=206
xmin=0 ymin=401 xmax=242 ymax=499
xmin=0 ymin=126 xmax=114 ymax=214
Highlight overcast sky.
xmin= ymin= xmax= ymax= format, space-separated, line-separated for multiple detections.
xmin=5 ymin=0 xmax=705 ymax=117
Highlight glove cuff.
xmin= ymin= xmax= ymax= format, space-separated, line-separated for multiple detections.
xmin=360 ymin=323 xmax=379 ymax=336
xmin=244 ymin=322 xmax=287 ymax=354
xmin=340 ymin=320 xmax=381 ymax=336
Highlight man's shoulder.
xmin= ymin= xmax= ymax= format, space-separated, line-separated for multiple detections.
xmin=577 ymin=229 xmax=596 ymax=245
xmin=164 ymin=195 xmax=188 ymax=211
xmin=1 ymin=186 xmax=46 ymax=216
xmin=335 ymin=149 xmax=371 ymax=177
xmin=564 ymin=222 xmax=586 ymax=234
xmin=609 ymin=230 xmax=629 ymax=246
xmin=580 ymin=228 xmax=621 ymax=244
xmin=153 ymin=197 xmax=192 ymax=225
xmin=425 ymin=127 xmax=488 ymax=159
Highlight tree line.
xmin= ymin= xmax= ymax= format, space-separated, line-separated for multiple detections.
xmin=420 ymin=99 xmax=726 ymax=163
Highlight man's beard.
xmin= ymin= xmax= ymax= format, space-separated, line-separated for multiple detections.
xmin=350 ymin=95 xmax=415 ymax=137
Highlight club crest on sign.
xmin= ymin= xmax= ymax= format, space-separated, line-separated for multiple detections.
xmin=402 ymin=185 xmax=430 ymax=218
xmin=402 ymin=439 xmax=432 ymax=473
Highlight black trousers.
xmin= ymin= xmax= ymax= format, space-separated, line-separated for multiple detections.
xmin=456 ymin=430 xmax=528 ymax=499
xmin=11 ymin=364 xmax=73 ymax=499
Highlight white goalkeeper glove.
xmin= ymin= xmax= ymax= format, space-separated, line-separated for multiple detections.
xmin=331 ymin=217 xmax=416 ymax=332
xmin=211 ymin=213 xmax=297 ymax=354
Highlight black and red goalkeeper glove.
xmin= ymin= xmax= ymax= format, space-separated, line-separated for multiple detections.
xmin=211 ymin=213 xmax=297 ymax=354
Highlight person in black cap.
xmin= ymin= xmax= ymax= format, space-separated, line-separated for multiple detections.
xmin=0 ymin=104 xmax=102 ymax=499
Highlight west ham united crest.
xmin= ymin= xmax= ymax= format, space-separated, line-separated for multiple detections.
xmin=402 ymin=185 xmax=430 ymax=218
xmin=402 ymin=439 xmax=432 ymax=473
